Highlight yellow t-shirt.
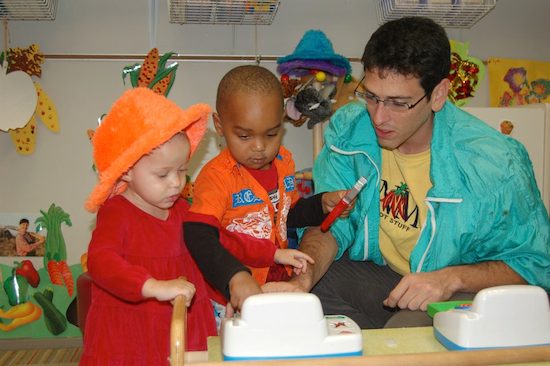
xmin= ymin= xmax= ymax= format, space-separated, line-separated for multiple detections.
xmin=379 ymin=148 xmax=432 ymax=275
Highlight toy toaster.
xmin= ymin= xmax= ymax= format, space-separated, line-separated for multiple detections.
xmin=220 ymin=292 xmax=363 ymax=360
xmin=433 ymin=285 xmax=550 ymax=350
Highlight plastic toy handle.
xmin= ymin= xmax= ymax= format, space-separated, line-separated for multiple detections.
xmin=170 ymin=277 xmax=187 ymax=366
xmin=320 ymin=199 xmax=349 ymax=233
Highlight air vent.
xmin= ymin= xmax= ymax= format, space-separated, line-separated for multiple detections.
xmin=0 ymin=0 xmax=58 ymax=20
xmin=377 ymin=0 xmax=497 ymax=29
xmin=168 ymin=0 xmax=280 ymax=25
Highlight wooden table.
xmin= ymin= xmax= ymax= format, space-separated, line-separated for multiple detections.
xmin=194 ymin=327 xmax=550 ymax=365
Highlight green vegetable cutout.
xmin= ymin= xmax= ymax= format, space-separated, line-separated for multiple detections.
xmin=33 ymin=287 xmax=67 ymax=335
xmin=3 ymin=268 xmax=29 ymax=306
xmin=35 ymin=204 xmax=74 ymax=297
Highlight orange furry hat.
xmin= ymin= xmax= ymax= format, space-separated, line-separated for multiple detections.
xmin=85 ymin=87 xmax=209 ymax=212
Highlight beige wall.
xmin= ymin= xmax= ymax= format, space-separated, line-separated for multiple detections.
xmin=1 ymin=0 xmax=549 ymax=266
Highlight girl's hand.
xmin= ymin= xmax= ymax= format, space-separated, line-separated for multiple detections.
xmin=321 ymin=190 xmax=356 ymax=217
xmin=274 ymin=249 xmax=314 ymax=275
xmin=141 ymin=278 xmax=195 ymax=306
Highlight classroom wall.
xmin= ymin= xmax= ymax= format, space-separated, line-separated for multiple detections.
xmin=1 ymin=0 xmax=549 ymax=266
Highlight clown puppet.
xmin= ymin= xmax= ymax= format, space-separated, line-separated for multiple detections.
xmin=276 ymin=30 xmax=355 ymax=162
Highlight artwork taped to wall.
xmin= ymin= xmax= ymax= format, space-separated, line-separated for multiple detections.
xmin=488 ymin=58 xmax=550 ymax=107
xmin=0 ymin=261 xmax=83 ymax=339
xmin=0 ymin=210 xmax=83 ymax=340
xmin=0 ymin=212 xmax=46 ymax=257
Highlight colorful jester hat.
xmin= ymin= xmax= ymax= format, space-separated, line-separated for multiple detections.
xmin=277 ymin=29 xmax=351 ymax=77
xmin=85 ymin=87 xmax=209 ymax=212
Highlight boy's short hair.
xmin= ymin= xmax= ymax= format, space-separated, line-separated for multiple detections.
xmin=19 ymin=218 xmax=29 ymax=225
xmin=361 ymin=16 xmax=450 ymax=97
xmin=216 ymin=65 xmax=283 ymax=115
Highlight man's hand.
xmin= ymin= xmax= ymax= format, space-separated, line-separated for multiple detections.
xmin=383 ymin=270 xmax=458 ymax=311
xmin=227 ymin=271 xmax=262 ymax=317
xmin=321 ymin=191 xmax=355 ymax=217
xmin=383 ymin=262 xmax=526 ymax=311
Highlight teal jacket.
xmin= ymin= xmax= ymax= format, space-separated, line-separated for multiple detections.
xmin=309 ymin=101 xmax=550 ymax=290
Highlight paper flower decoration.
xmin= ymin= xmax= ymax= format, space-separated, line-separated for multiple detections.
xmin=0 ymin=44 xmax=59 ymax=155
xmin=448 ymin=40 xmax=485 ymax=107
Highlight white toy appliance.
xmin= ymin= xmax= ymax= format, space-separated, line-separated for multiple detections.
xmin=221 ymin=292 xmax=362 ymax=360
xmin=433 ymin=285 xmax=550 ymax=350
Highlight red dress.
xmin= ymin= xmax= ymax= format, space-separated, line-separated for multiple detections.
xmin=80 ymin=196 xmax=216 ymax=366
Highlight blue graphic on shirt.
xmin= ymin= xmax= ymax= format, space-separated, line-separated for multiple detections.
xmin=283 ymin=176 xmax=295 ymax=192
xmin=232 ymin=189 xmax=263 ymax=208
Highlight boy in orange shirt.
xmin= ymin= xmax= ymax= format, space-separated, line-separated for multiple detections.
xmin=184 ymin=65 xmax=350 ymax=315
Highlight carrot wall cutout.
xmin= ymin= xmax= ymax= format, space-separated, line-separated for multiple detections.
xmin=35 ymin=204 xmax=74 ymax=297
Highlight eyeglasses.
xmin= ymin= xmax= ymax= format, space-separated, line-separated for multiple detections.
xmin=354 ymin=77 xmax=427 ymax=112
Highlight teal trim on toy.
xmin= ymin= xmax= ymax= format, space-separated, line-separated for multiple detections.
xmin=434 ymin=328 xmax=550 ymax=351
xmin=223 ymin=350 xmax=362 ymax=361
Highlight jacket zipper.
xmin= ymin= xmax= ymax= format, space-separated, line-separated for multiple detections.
xmin=328 ymin=144 xmax=380 ymax=261
xmin=415 ymin=197 xmax=463 ymax=272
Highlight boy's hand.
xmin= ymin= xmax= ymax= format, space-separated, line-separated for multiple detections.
xmin=321 ymin=190 xmax=355 ymax=217
xmin=274 ymin=249 xmax=314 ymax=275
xmin=227 ymin=271 xmax=262 ymax=317
xmin=141 ymin=278 xmax=195 ymax=306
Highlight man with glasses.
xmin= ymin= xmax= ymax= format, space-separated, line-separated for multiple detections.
xmin=264 ymin=16 xmax=549 ymax=328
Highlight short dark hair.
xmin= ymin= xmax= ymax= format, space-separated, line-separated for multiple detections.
xmin=19 ymin=218 xmax=29 ymax=225
xmin=216 ymin=65 xmax=283 ymax=115
xmin=361 ymin=16 xmax=450 ymax=97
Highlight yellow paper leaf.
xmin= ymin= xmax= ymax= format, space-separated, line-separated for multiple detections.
xmin=8 ymin=116 xmax=37 ymax=155
xmin=34 ymin=81 xmax=59 ymax=132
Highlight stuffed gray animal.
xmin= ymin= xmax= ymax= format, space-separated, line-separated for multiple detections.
xmin=294 ymin=83 xmax=336 ymax=129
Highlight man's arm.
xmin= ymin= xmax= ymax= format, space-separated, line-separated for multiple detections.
xmin=384 ymin=261 xmax=526 ymax=311
xmin=15 ymin=235 xmax=32 ymax=256
xmin=29 ymin=232 xmax=45 ymax=245
xmin=262 ymin=226 xmax=338 ymax=293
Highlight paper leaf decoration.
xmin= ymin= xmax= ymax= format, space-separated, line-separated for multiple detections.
xmin=34 ymin=81 xmax=59 ymax=132
xmin=8 ymin=116 xmax=37 ymax=155
xmin=0 ymin=44 xmax=44 ymax=77
xmin=122 ymin=48 xmax=178 ymax=96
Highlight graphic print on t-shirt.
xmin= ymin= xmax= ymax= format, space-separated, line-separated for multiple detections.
xmin=379 ymin=180 xmax=420 ymax=231
xmin=269 ymin=188 xmax=280 ymax=214
xmin=226 ymin=206 xmax=272 ymax=239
